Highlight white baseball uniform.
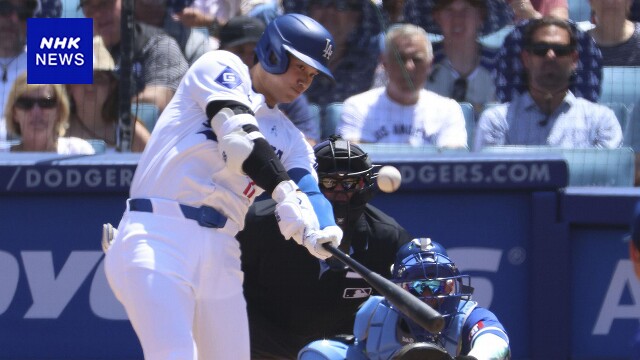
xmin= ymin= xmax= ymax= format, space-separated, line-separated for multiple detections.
xmin=104 ymin=50 xmax=317 ymax=360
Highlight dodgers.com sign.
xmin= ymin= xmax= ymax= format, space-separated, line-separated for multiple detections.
xmin=27 ymin=18 xmax=93 ymax=84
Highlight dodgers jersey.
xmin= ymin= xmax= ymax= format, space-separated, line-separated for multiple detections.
xmin=130 ymin=50 xmax=316 ymax=231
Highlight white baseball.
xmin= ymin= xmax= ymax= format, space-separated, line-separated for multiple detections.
xmin=377 ymin=165 xmax=402 ymax=193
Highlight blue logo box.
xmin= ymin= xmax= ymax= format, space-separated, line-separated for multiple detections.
xmin=27 ymin=18 xmax=93 ymax=84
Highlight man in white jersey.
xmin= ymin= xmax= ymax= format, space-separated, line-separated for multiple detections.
xmin=337 ymin=23 xmax=467 ymax=148
xmin=103 ymin=14 xmax=342 ymax=360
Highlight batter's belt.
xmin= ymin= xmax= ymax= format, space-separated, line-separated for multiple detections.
xmin=128 ymin=198 xmax=228 ymax=229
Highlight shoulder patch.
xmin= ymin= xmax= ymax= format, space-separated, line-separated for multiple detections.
xmin=215 ymin=66 xmax=243 ymax=89
xmin=469 ymin=320 xmax=485 ymax=341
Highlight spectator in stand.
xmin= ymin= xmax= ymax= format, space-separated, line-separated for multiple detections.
xmin=282 ymin=0 xmax=383 ymax=109
xmin=133 ymin=0 xmax=212 ymax=65
xmin=403 ymin=0 xmax=513 ymax=114
xmin=588 ymin=0 xmax=640 ymax=66
xmin=631 ymin=0 xmax=640 ymax=22
xmin=508 ymin=0 xmax=568 ymax=22
xmin=0 ymin=0 xmax=37 ymax=141
xmin=474 ymin=17 xmax=622 ymax=150
xmin=338 ymin=24 xmax=467 ymax=148
xmin=80 ymin=0 xmax=189 ymax=113
xmin=66 ymin=36 xmax=150 ymax=152
xmin=173 ymin=0 xmax=280 ymax=47
xmin=218 ymin=15 xmax=321 ymax=144
xmin=380 ymin=0 xmax=405 ymax=27
xmin=35 ymin=0 xmax=62 ymax=17
xmin=4 ymin=72 xmax=95 ymax=154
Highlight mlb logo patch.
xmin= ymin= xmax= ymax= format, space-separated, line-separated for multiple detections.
xmin=343 ymin=288 xmax=372 ymax=299
xmin=27 ymin=18 xmax=93 ymax=84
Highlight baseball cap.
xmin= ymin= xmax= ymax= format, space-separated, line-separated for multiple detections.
xmin=93 ymin=35 xmax=115 ymax=72
xmin=625 ymin=201 xmax=640 ymax=249
xmin=219 ymin=16 xmax=266 ymax=49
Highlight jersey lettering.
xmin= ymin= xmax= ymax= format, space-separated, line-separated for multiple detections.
xmin=243 ymin=181 xmax=256 ymax=199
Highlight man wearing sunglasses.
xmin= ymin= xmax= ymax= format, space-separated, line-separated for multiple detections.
xmin=473 ymin=17 xmax=622 ymax=150
xmin=237 ymin=135 xmax=413 ymax=359
xmin=0 ymin=0 xmax=36 ymax=141
xmin=299 ymin=238 xmax=511 ymax=360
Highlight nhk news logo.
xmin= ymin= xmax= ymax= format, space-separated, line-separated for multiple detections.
xmin=27 ymin=18 xmax=93 ymax=84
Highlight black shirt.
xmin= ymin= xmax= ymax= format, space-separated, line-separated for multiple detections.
xmin=237 ymin=199 xmax=412 ymax=359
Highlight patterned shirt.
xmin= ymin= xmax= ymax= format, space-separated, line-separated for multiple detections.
xmin=109 ymin=22 xmax=189 ymax=93
xmin=594 ymin=22 xmax=640 ymax=66
xmin=473 ymin=91 xmax=623 ymax=150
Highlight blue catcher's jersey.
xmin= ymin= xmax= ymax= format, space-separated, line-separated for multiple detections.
xmin=298 ymin=296 xmax=509 ymax=360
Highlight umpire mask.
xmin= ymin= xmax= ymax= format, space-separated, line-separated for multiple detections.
xmin=314 ymin=136 xmax=375 ymax=229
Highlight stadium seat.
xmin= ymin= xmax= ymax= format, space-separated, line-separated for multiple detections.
xmin=322 ymin=102 xmax=343 ymax=140
xmin=481 ymin=146 xmax=635 ymax=187
xmin=569 ymin=1 xmax=591 ymax=22
xmin=307 ymin=102 xmax=322 ymax=141
xmin=131 ymin=102 xmax=161 ymax=132
xmin=86 ymin=139 xmax=107 ymax=154
xmin=458 ymin=102 xmax=475 ymax=148
xmin=601 ymin=102 xmax=630 ymax=138
xmin=61 ymin=0 xmax=84 ymax=18
xmin=600 ymin=66 xmax=640 ymax=110
xmin=625 ymin=100 xmax=640 ymax=152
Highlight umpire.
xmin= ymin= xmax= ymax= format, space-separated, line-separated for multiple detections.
xmin=237 ymin=135 xmax=413 ymax=359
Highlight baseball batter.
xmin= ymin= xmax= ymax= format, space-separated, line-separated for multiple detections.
xmin=103 ymin=14 xmax=342 ymax=360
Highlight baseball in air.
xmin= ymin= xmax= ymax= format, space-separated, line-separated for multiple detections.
xmin=377 ymin=166 xmax=401 ymax=193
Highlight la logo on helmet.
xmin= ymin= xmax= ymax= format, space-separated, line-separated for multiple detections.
xmin=322 ymin=39 xmax=333 ymax=60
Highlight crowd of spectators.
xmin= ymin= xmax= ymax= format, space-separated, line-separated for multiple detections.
xmin=2 ymin=0 xmax=640 ymax=165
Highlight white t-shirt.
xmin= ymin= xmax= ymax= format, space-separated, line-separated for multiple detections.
xmin=338 ymin=87 xmax=467 ymax=148
xmin=0 ymin=137 xmax=96 ymax=154
xmin=57 ymin=137 xmax=96 ymax=155
xmin=130 ymin=50 xmax=315 ymax=230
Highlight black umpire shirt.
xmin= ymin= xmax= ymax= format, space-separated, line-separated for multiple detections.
xmin=237 ymin=198 xmax=413 ymax=359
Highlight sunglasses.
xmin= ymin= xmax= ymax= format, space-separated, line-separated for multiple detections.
xmin=308 ymin=0 xmax=361 ymax=11
xmin=320 ymin=177 xmax=361 ymax=191
xmin=526 ymin=43 xmax=575 ymax=57
xmin=15 ymin=97 xmax=57 ymax=110
xmin=0 ymin=1 xmax=31 ymax=20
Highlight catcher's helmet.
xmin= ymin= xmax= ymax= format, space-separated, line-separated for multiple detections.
xmin=391 ymin=238 xmax=472 ymax=340
xmin=255 ymin=13 xmax=335 ymax=80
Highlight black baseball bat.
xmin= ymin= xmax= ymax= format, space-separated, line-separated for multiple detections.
xmin=322 ymin=243 xmax=445 ymax=334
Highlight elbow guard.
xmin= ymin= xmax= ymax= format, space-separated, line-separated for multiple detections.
xmin=211 ymin=108 xmax=264 ymax=175
xmin=210 ymin=108 xmax=290 ymax=193
xmin=242 ymin=137 xmax=290 ymax=194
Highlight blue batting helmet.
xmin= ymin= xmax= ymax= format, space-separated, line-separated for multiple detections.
xmin=391 ymin=238 xmax=472 ymax=339
xmin=255 ymin=13 xmax=335 ymax=80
